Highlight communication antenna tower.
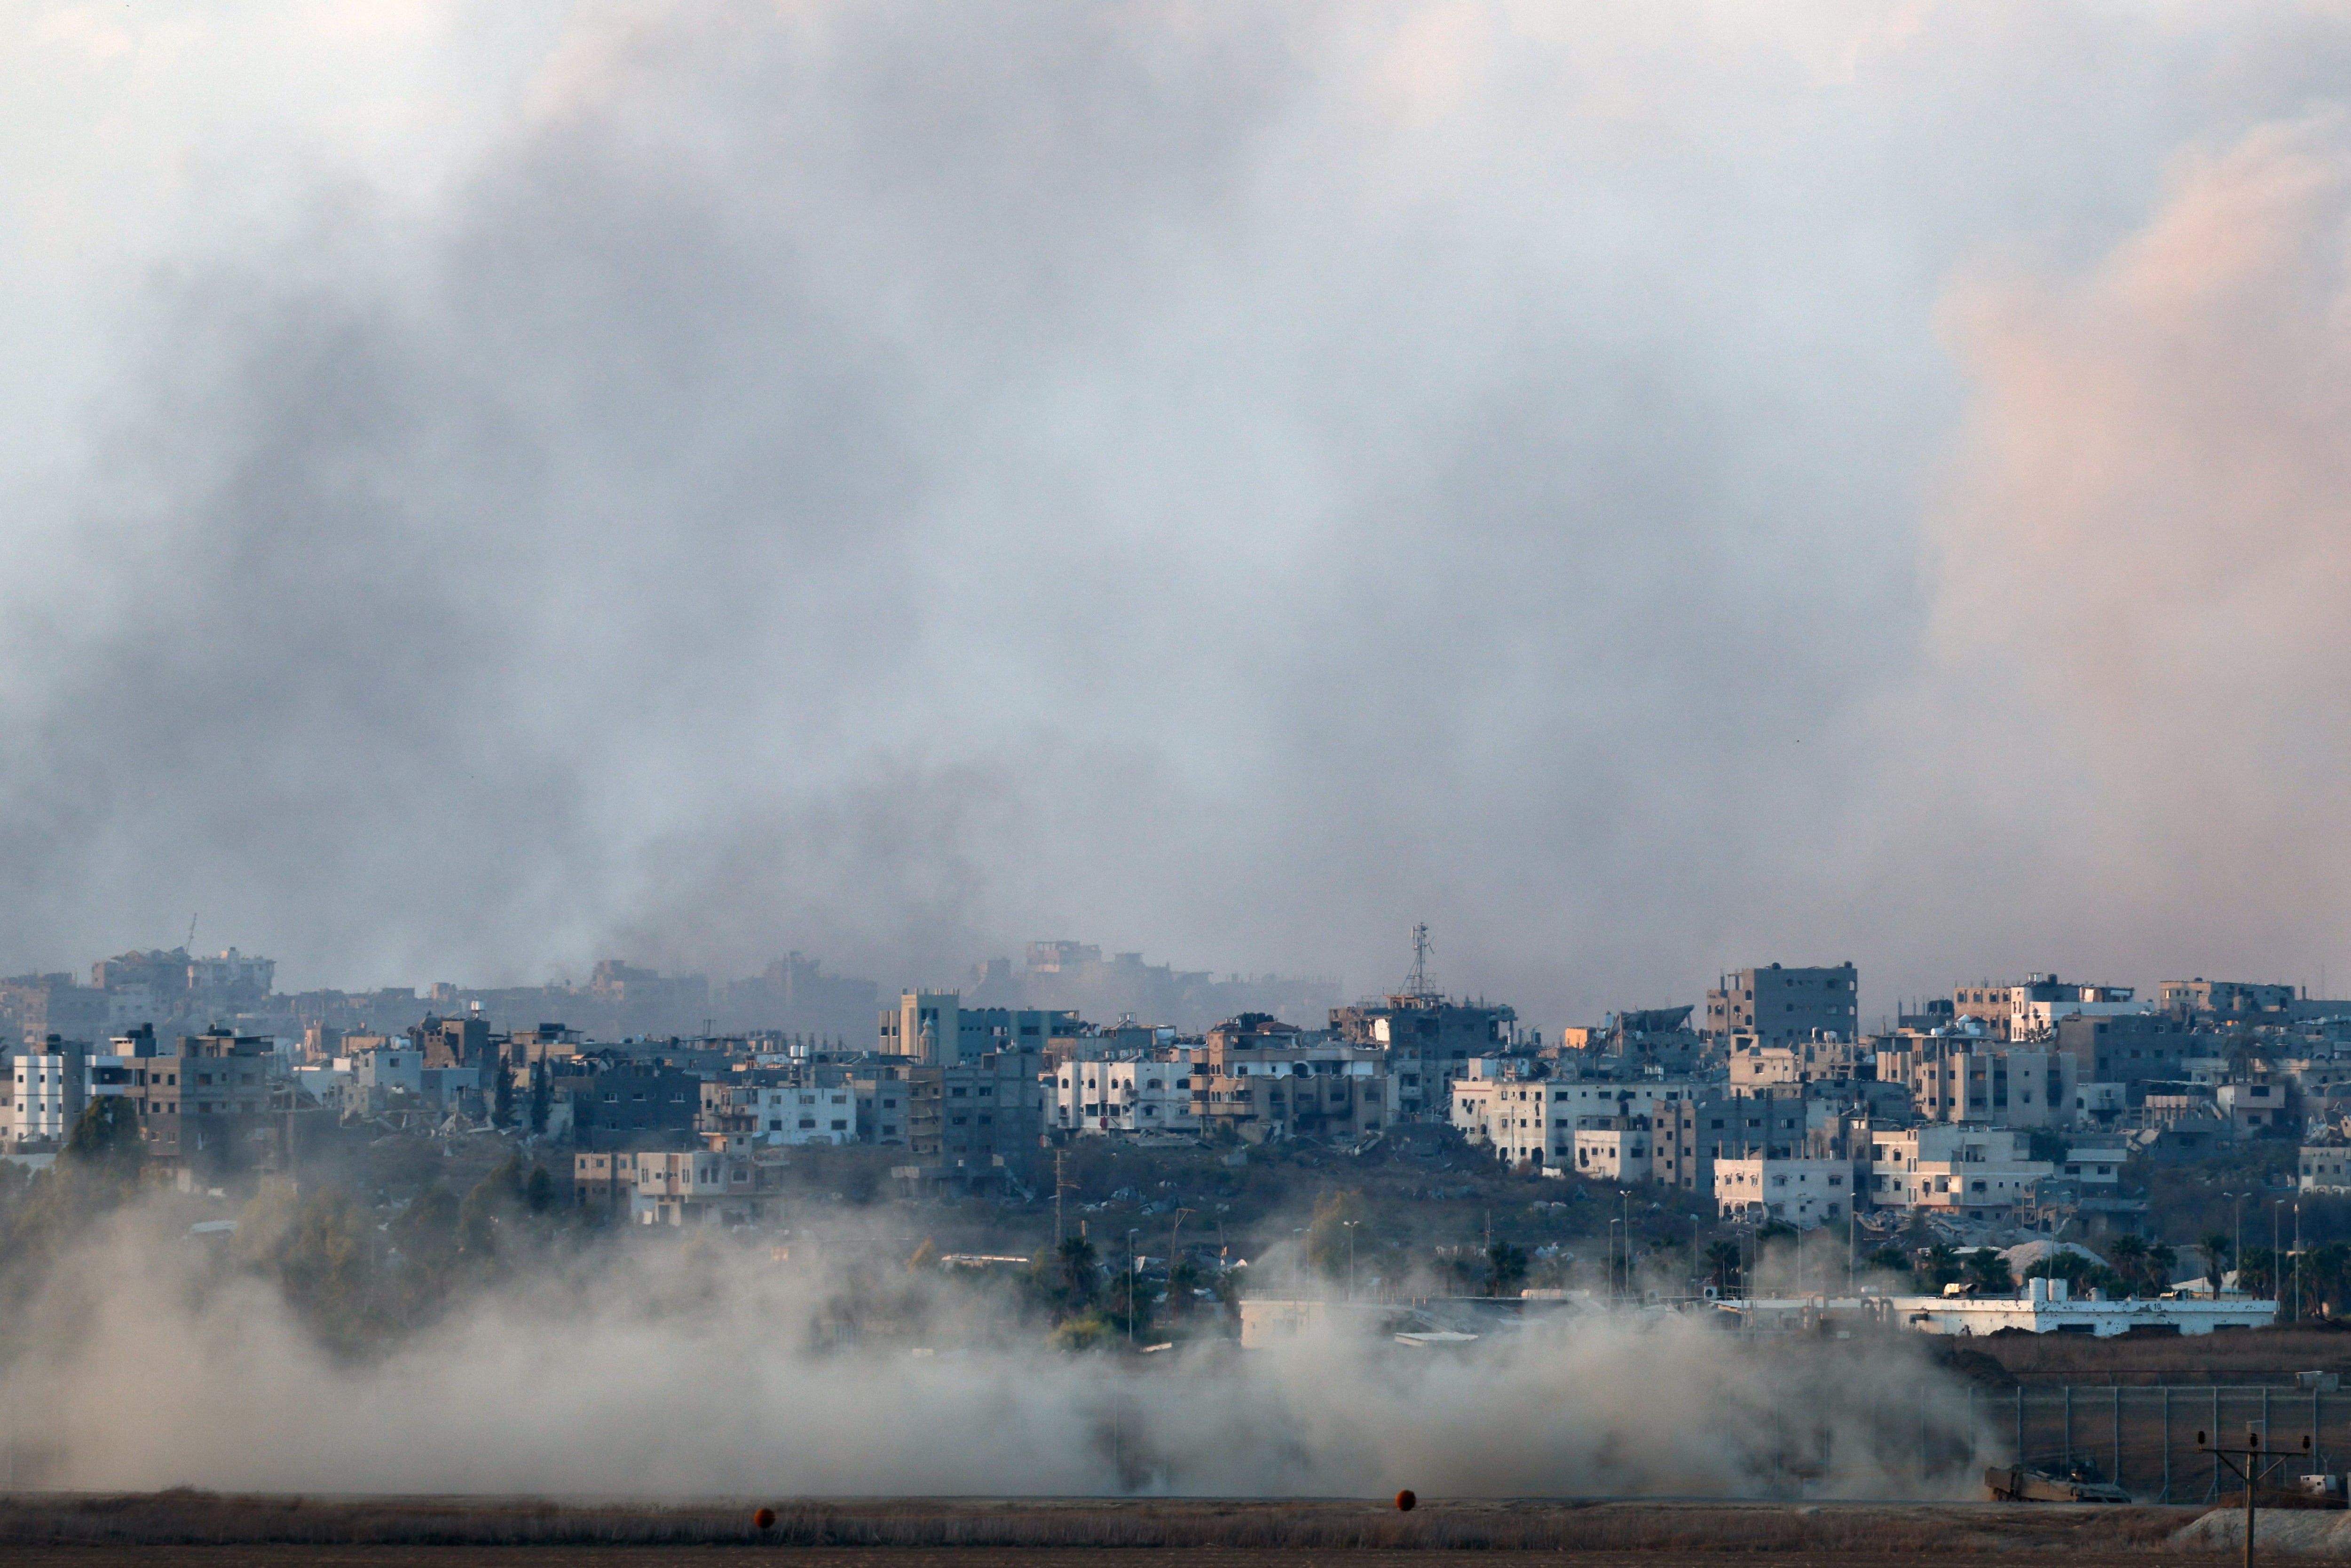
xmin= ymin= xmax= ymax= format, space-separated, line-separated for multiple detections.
xmin=1405 ymin=922 xmax=1436 ymax=1001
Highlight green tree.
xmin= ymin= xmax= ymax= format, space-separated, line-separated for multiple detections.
xmin=1918 ymin=1242 xmax=1962 ymax=1292
xmin=61 ymin=1096 xmax=145 ymax=1201
xmin=1049 ymin=1310 xmax=1112 ymax=1351
xmin=2240 ymin=1246 xmax=2278 ymax=1300
xmin=1028 ymin=1234 xmax=1100 ymax=1319
xmin=1107 ymin=1262 xmax=1155 ymax=1341
xmin=1165 ymin=1258 xmax=1205 ymax=1320
xmin=389 ymin=1182 xmax=462 ymax=1294
xmin=529 ymin=1059 xmax=553 ymax=1136
xmin=1486 ymin=1240 xmax=1530 ymax=1296
xmin=2201 ymin=1232 xmax=2233 ymax=1292
xmin=1704 ymin=1239 xmax=1744 ymax=1292
xmin=525 ymin=1163 xmax=556 ymax=1214
xmin=276 ymin=1188 xmax=375 ymax=1339
xmin=1964 ymin=1249 xmax=2015 ymax=1294
xmin=456 ymin=1156 xmax=526 ymax=1259
xmin=2106 ymin=1233 xmax=2150 ymax=1292
xmin=492 ymin=1064 xmax=514 ymax=1128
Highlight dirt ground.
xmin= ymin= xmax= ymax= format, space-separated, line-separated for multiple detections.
xmin=0 ymin=1496 xmax=2227 ymax=1564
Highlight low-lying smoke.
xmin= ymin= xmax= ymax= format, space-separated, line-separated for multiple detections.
xmin=1 ymin=1199 xmax=1969 ymax=1499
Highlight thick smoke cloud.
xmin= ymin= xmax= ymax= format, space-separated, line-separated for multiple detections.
xmin=3 ymin=1208 xmax=1962 ymax=1497
xmin=2 ymin=2 xmax=2349 ymax=1016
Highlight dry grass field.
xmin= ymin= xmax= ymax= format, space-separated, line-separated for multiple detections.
xmin=0 ymin=1493 xmax=2227 ymax=1567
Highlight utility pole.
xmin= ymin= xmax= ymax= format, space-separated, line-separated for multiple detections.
xmin=2200 ymin=1425 xmax=2311 ymax=1568
xmin=1343 ymin=1219 xmax=1358 ymax=1301
xmin=1127 ymin=1229 xmax=1141 ymax=1346
xmin=1055 ymin=1150 xmax=1068 ymax=1245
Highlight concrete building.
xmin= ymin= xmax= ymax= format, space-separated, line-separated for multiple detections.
xmin=1879 ymin=1039 xmax=2073 ymax=1127
xmin=1052 ymin=1055 xmax=1200 ymax=1136
xmin=1865 ymin=1125 xmax=2050 ymax=1214
xmin=907 ymin=1048 xmax=1045 ymax=1176
xmin=2161 ymin=979 xmax=2299 ymax=1016
xmin=1728 ymin=1034 xmax=1874 ymax=1088
xmin=1952 ymin=975 xmax=2140 ymax=1042
xmin=878 ymin=992 xmax=1073 ymax=1066
xmin=1720 ymin=1279 xmax=2274 ymax=1337
xmin=2301 ymin=1138 xmax=2351 ymax=1194
xmin=1713 ymin=1154 xmax=1854 ymax=1227
xmin=852 ymin=1063 xmax=911 ymax=1145
xmin=1452 ymin=1078 xmax=1575 ymax=1170
xmin=1891 ymin=1277 xmax=2273 ymax=1336
xmin=1450 ymin=1076 xmax=1716 ymax=1180
xmin=1328 ymin=993 xmax=1516 ymax=1120
xmin=1652 ymin=1092 xmax=1734 ymax=1195
xmin=630 ymin=1148 xmax=770 ymax=1225
xmin=130 ymin=1032 xmax=279 ymax=1173
xmin=2216 ymin=1079 xmax=2292 ymax=1136
xmin=565 ymin=1058 xmax=702 ymax=1148
xmin=574 ymin=1148 xmax=655 ymax=1212
xmin=703 ymin=1077 xmax=857 ymax=1145
xmin=2054 ymin=1013 xmax=2203 ymax=1087
xmin=1 ymin=974 xmax=108 ymax=1047
xmin=1703 ymin=964 xmax=1857 ymax=1046
xmin=1198 ymin=1018 xmax=1388 ymax=1144
xmin=1570 ymin=1118 xmax=1652 ymax=1181
xmin=6 ymin=1046 xmax=78 ymax=1146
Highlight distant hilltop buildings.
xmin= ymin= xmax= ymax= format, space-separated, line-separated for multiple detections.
xmin=4 ymin=932 xmax=2348 ymax=1252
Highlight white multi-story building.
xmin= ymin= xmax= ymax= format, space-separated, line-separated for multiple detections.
xmin=293 ymin=1063 xmax=359 ymax=1117
xmin=1452 ymin=1078 xmax=1568 ymax=1170
xmin=1714 ymin=1155 xmax=1854 ymax=1227
xmin=747 ymin=1082 xmax=858 ymax=1144
xmin=2304 ymin=1140 xmax=2351 ymax=1194
xmin=631 ymin=1149 xmax=737 ymax=1225
xmin=1454 ymin=1077 xmax=1710 ymax=1176
xmin=6 ymin=1050 xmax=75 ymax=1146
xmin=350 ymin=1047 xmax=424 ymax=1099
xmin=1865 ymin=1125 xmax=2050 ymax=1213
xmin=1052 ymin=1056 xmax=1199 ymax=1135
xmin=1570 ymin=1119 xmax=1652 ymax=1180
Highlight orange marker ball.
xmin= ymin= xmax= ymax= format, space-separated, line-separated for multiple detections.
xmin=1395 ymin=1490 xmax=1417 ymax=1512
xmin=754 ymin=1507 xmax=777 ymax=1530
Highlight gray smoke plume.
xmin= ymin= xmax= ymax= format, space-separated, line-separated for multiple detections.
xmin=2 ymin=3 xmax=2350 ymax=1016
xmin=1 ymin=1205 xmax=1965 ymax=1497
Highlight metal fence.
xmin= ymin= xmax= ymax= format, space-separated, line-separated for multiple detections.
xmin=1961 ymin=1385 xmax=2350 ymax=1502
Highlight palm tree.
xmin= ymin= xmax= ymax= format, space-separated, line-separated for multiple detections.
xmin=1965 ymin=1249 xmax=2016 ymax=1295
xmin=1704 ymin=1239 xmax=1742 ymax=1293
xmin=1920 ymin=1242 xmax=1961 ymax=1292
xmin=2201 ymin=1232 xmax=2233 ymax=1295
xmin=2107 ymin=1233 xmax=2149 ymax=1295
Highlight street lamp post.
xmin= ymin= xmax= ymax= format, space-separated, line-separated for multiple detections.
xmin=2221 ymin=1192 xmax=2246 ymax=1297
xmin=1608 ymin=1218 xmax=1625 ymax=1302
xmin=1341 ymin=1220 xmax=1359 ymax=1302
xmin=1127 ymin=1228 xmax=1140 ymax=1345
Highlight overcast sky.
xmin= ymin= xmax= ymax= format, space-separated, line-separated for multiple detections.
xmin=2 ymin=1 xmax=2349 ymax=1023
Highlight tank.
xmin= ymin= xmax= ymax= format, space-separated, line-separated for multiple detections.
xmin=1984 ymin=1459 xmax=2131 ymax=1503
